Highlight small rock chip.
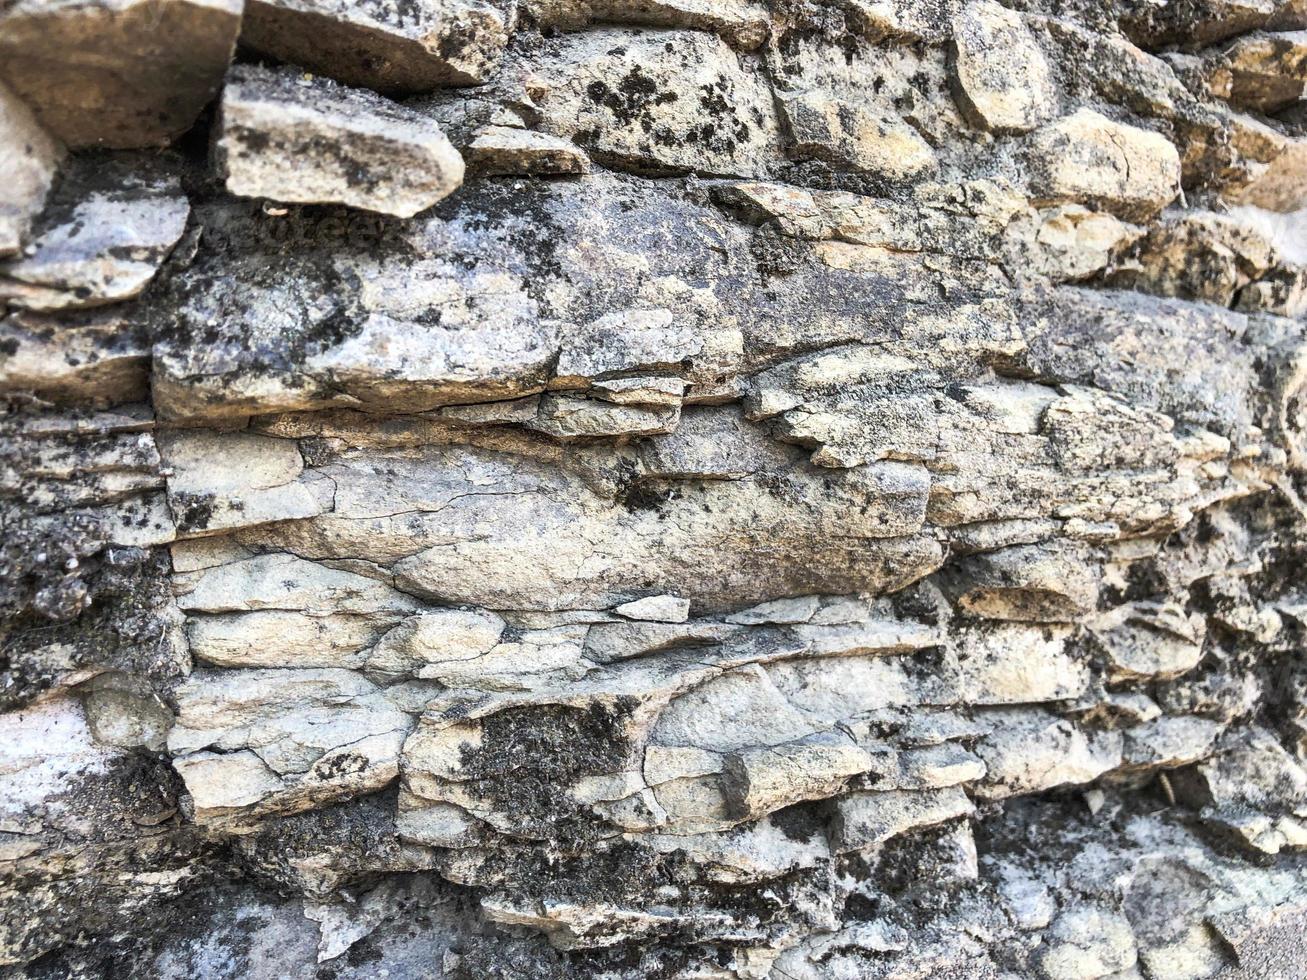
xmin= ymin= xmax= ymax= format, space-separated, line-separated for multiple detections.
xmin=464 ymin=126 xmax=591 ymax=176
xmin=950 ymin=0 xmax=1058 ymax=133
xmin=242 ymin=0 xmax=509 ymax=92
xmin=0 ymin=81 xmax=61 ymax=257
xmin=614 ymin=595 xmax=692 ymax=623
xmin=1027 ymin=109 xmax=1181 ymax=221
xmin=0 ymin=0 xmax=242 ymax=149
xmin=216 ymin=66 xmax=465 ymax=218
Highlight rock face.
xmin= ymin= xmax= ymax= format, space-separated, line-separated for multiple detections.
xmin=4 ymin=2 xmax=1307 ymax=979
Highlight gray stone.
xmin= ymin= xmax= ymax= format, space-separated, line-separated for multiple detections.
xmin=216 ymin=65 xmax=465 ymax=217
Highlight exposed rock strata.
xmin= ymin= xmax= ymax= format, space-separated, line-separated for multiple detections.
xmin=2 ymin=1 xmax=1307 ymax=978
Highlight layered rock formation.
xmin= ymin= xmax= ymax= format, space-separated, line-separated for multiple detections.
xmin=3 ymin=1 xmax=1307 ymax=977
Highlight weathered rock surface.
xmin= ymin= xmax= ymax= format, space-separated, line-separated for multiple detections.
xmin=216 ymin=65 xmax=465 ymax=216
xmin=0 ymin=82 xmax=62 ymax=258
xmin=5 ymin=2 xmax=1307 ymax=978
xmin=0 ymin=0 xmax=242 ymax=149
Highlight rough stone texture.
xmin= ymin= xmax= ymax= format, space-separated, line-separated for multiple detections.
xmin=216 ymin=65 xmax=465 ymax=216
xmin=0 ymin=81 xmax=62 ymax=258
xmin=3 ymin=2 xmax=1307 ymax=979
xmin=0 ymin=0 xmax=243 ymax=149
xmin=241 ymin=0 xmax=511 ymax=92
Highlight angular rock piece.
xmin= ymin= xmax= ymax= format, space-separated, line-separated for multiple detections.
xmin=779 ymin=91 xmax=937 ymax=179
xmin=530 ymin=29 xmax=784 ymax=178
xmin=1038 ymin=908 xmax=1139 ymax=980
xmin=950 ymin=0 xmax=1058 ymax=133
xmin=157 ymin=430 xmax=330 ymax=536
xmin=0 ymin=161 xmax=190 ymax=311
xmin=614 ymin=595 xmax=691 ymax=623
xmin=527 ymin=0 xmax=770 ymax=49
xmin=169 ymin=668 xmax=413 ymax=825
xmin=216 ymin=66 xmax=465 ymax=217
xmin=526 ymin=393 xmax=681 ymax=439
xmin=830 ymin=787 xmax=975 ymax=851
xmin=1206 ymin=30 xmax=1307 ymax=112
xmin=464 ymin=126 xmax=591 ymax=176
xmin=1091 ymin=602 xmax=1205 ymax=680
xmin=0 ymin=0 xmax=242 ymax=149
xmin=940 ymin=542 xmax=1100 ymax=622
xmin=0 ymin=82 xmax=61 ymax=257
xmin=242 ymin=0 xmax=509 ymax=92
xmin=1027 ymin=109 xmax=1181 ymax=221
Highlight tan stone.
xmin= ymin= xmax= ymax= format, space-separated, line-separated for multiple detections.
xmin=217 ymin=65 xmax=465 ymax=217
xmin=951 ymin=0 xmax=1058 ymax=133
xmin=242 ymin=0 xmax=509 ymax=92
xmin=1027 ymin=109 xmax=1181 ymax=221
xmin=0 ymin=0 xmax=242 ymax=149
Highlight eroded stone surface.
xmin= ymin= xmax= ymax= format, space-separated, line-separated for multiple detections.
xmin=217 ymin=65 xmax=465 ymax=217
xmin=0 ymin=0 xmax=242 ymax=149
xmin=6 ymin=2 xmax=1307 ymax=977
xmin=242 ymin=0 xmax=510 ymax=92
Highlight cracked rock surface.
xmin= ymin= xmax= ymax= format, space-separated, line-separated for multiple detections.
xmin=2 ymin=1 xmax=1307 ymax=978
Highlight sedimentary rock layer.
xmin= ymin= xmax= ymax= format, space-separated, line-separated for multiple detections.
xmin=2 ymin=1 xmax=1307 ymax=978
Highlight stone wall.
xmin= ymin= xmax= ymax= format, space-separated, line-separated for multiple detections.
xmin=2 ymin=1 xmax=1307 ymax=977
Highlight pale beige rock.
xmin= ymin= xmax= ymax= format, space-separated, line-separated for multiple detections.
xmin=526 ymin=0 xmax=770 ymax=48
xmin=1038 ymin=908 xmax=1139 ymax=980
xmin=0 ymin=0 xmax=242 ymax=149
xmin=975 ymin=711 xmax=1123 ymax=799
xmin=169 ymin=668 xmax=413 ymax=824
xmin=0 ymin=82 xmax=61 ymax=257
xmin=951 ymin=0 xmax=1058 ymax=133
xmin=464 ymin=126 xmax=591 ymax=176
xmin=217 ymin=66 xmax=465 ymax=218
xmin=367 ymin=610 xmax=507 ymax=675
xmin=242 ymin=0 xmax=509 ymax=91
xmin=1027 ymin=109 xmax=1181 ymax=221
xmin=830 ymin=787 xmax=975 ymax=851
xmin=1092 ymin=602 xmax=1206 ymax=680
xmin=555 ymin=308 xmax=743 ymax=387
xmin=779 ymin=91 xmax=937 ymax=179
xmin=613 ymin=595 xmax=691 ymax=624
xmin=158 ymin=430 xmax=330 ymax=537
xmin=526 ymin=394 xmax=681 ymax=440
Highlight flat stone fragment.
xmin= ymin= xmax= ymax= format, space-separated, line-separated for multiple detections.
xmin=527 ymin=0 xmax=770 ymax=48
xmin=950 ymin=0 xmax=1058 ymax=133
xmin=464 ymin=126 xmax=591 ymax=176
xmin=0 ymin=0 xmax=242 ymax=149
xmin=242 ymin=0 xmax=510 ymax=92
xmin=530 ymin=29 xmax=784 ymax=178
xmin=216 ymin=65 xmax=465 ymax=217
xmin=526 ymin=393 xmax=681 ymax=439
xmin=830 ymin=787 xmax=975 ymax=851
xmin=779 ymin=91 xmax=937 ymax=179
xmin=1027 ymin=109 xmax=1181 ymax=221
xmin=0 ymin=165 xmax=190 ymax=311
xmin=614 ymin=595 xmax=691 ymax=623
xmin=0 ymin=83 xmax=61 ymax=258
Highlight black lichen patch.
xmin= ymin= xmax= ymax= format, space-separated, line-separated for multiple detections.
xmin=456 ymin=699 xmax=640 ymax=841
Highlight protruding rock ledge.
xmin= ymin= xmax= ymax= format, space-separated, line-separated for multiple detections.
xmin=215 ymin=65 xmax=465 ymax=217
